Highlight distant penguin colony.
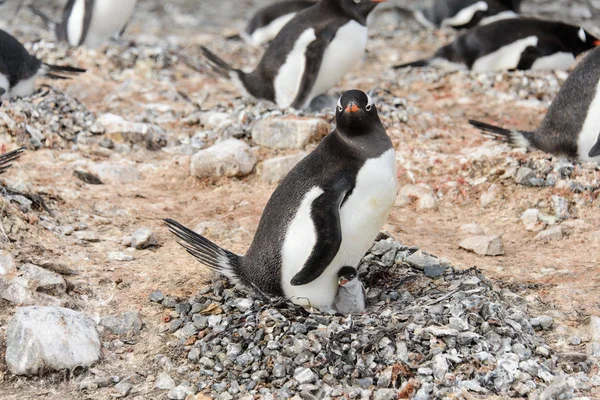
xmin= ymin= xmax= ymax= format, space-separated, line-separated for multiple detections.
xmin=165 ymin=90 xmax=397 ymax=308
xmin=243 ymin=0 xmax=317 ymax=46
xmin=470 ymin=46 xmax=600 ymax=162
xmin=0 ymin=29 xmax=85 ymax=99
xmin=413 ymin=0 xmax=521 ymax=29
xmin=201 ymin=0 xmax=385 ymax=109
xmin=395 ymin=18 xmax=600 ymax=72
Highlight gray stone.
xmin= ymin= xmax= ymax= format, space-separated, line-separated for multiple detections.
xmin=99 ymin=311 xmax=143 ymax=336
xmin=90 ymin=162 xmax=140 ymax=184
xmin=188 ymin=348 xmax=201 ymax=361
xmin=114 ymin=381 xmax=132 ymax=397
xmin=191 ymin=138 xmax=256 ymax=178
xmin=398 ymin=184 xmax=438 ymax=210
xmin=373 ymin=389 xmax=398 ymax=400
xmin=6 ymin=306 xmax=101 ymax=375
xmin=108 ymin=252 xmax=134 ymax=262
xmin=0 ymin=263 xmax=67 ymax=305
xmin=406 ymin=250 xmax=440 ymax=269
xmin=154 ymin=372 xmax=176 ymax=390
xmin=174 ymin=322 xmax=198 ymax=339
xmin=459 ymin=235 xmax=504 ymax=256
xmin=0 ymin=250 xmax=15 ymax=274
xmin=148 ymin=289 xmax=164 ymax=302
xmin=515 ymin=167 xmax=536 ymax=185
xmin=535 ymin=226 xmax=563 ymax=241
xmin=234 ymin=298 xmax=254 ymax=312
xmin=432 ymin=354 xmax=448 ymax=380
xmin=252 ymin=118 xmax=329 ymax=149
xmin=167 ymin=382 xmax=196 ymax=399
xmin=552 ymin=196 xmax=570 ymax=219
xmin=259 ymin=152 xmax=306 ymax=184
xmin=541 ymin=375 xmax=572 ymax=400
xmin=131 ymin=227 xmax=157 ymax=249
xmin=74 ymin=231 xmax=100 ymax=242
xmin=18 ymin=264 xmax=67 ymax=295
xmin=424 ymin=264 xmax=447 ymax=279
xmin=97 ymin=113 xmax=166 ymax=149
xmin=294 ymin=367 xmax=317 ymax=384
xmin=425 ymin=326 xmax=459 ymax=337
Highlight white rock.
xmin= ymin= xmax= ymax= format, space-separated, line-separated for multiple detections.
xmin=521 ymin=209 xmax=544 ymax=231
xmin=90 ymin=162 xmax=141 ymax=184
xmin=459 ymin=235 xmax=505 ymax=256
xmin=97 ymin=113 xmax=165 ymax=146
xmin=155 ymin=372 xmax=176 ymax=390
xmin=74 ymin=231 xmax=100 ymax=242
xmin=18 ymin=264 xmax=66 ymax=295
xmin=190 ymin=139 xmax=256 ymax=178
xmin=535 ymin=226 xmax=563 ymax=242
xmin=108 ymin=252 xmax=134 ymax=262
xmin=294 ymin=367 xmax=317 ymax=384
xmin=131 ymin=227 xmax=157 ymax=249
xmin=5 ymin=306 xmax=101 ymax=375
xmin=0 ymin=264 xmax=67 ymax=305
xmin=0 ymin=250 xmax=16 ymax=275
xmin=259 ymin=152 xmax=306 ymax=184
xmin=480 ymin=184 xmax=497 ymax=207
xmin=252 ymin=117 xmax=329 ymax=149
xmin=167 ymin=383 xmax=195 ymax=399
xmin=397 ymin=184 xmax=438 ymax=210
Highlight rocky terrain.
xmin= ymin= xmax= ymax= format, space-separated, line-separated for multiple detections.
xmin=1 ymin=0 xmax=600 ymax=399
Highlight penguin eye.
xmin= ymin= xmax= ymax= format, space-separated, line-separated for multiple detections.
xmin=365 ymin=93 xmax=373 ymax=111
xmin=336 ymin=96 xmax=343 ymax=112
xmin=365 ymin=104 xmax=372 ymax=112
xmin=337 ymin=105 xmax=343 ymax=112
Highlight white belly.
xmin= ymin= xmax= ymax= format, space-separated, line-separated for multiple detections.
xmin=531 ymin=52 xmax=575 ymax=71
xmin=281 ymin=148 xmax=398 ymax=307
xmin=577 ymin=79 xmax=600 ymax=163
xmin=304 ymin=20 xmax=368 ymax=108
xmin=441 ymin=1 xmax=488 ymax=28
xmin=67 ymin=0 xmax=86 ymax=46
xmin=83 ymin=0 xmax=137 ymax=47
xmin=0 ymin=73 xmax=9 ymax=99
xmin=478 ymin=11 xmax=518 ymax=25
xmin=10 ymin=76 xmax=36 ymax=98
xmin=274 ymin=28 xmax=316 ymax=108
xmin=246 ymin=13 xmax=297 ymax=46
xmin=472 ymin=36 xmax=538 ymax=72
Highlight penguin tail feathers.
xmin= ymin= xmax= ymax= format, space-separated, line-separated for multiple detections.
xmin=164 ymin=218 xmax=241 ymax=281
xmin=392 ymin=58 xmax=431 ymax=69
xmin=468 ymin=119 xmax=533 ymax=148
xmin=44 ymin=64 xmax=86 ymax=80
xmin=0 ymin=147 xmax=25 ymax=174
xmin=200 ymin=46 xmax=240 ymax=79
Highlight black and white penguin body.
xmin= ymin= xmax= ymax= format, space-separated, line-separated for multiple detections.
xmin=243 ymin=0 xmax=317 ymax=46
xmin=470 ymin=46 xmax=600 ymax=163
xmin=333 ymin=266 xmax=366 ymax=314
xmin=394 ymin=18 xmax=600 ymax=72
xmin=0 ymin=29 xmax=85 ymax=99
xmin=165 ymin=90 xmax=397 ymax=307
xmin=414 ymin=0 xmax=520 ymax=29
xmin=201 ymin=0 xmax=384 ymax=110
xmin=56 ymin=0 xmax=137 ymax=47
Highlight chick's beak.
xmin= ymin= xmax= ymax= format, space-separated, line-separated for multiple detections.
xmin=595 ymin=40 xmax=600 ymax=46
xmin=345 ymin=103 xmax=360 ymax=113
xmin=338 ymin=278 xmax=349 ymax=286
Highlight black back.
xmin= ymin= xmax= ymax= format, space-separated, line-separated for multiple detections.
xmin=56 ymin=0 xmax=94 ymax=45
xmin=246 ymin=0 xmax=317 ymax=35
xmin=240 ymin=0 xmax=379 ymax=105
xmin=534 ymin=46 xmax=600 ymax=157
xmin=437 ymin=18 xmax=599 ymax=68
xmin=240 ymin=90 xmax=392 ymax=294
xmin=425 ymin=0 xmax=519 ymax=28
xmin=0 ymin=30 xmax=41 ymax=88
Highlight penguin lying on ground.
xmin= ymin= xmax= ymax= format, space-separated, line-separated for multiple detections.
xmin=29 ymin=0 xmax=137 ymax=47
xmin=333 ymin=266 xmax=366 ymax=314
xmin=242 ymin=0 xmax=317 ymax=47
xmin=411 ymin=0 xmax=520 ymax=29
xmin=394 ymin=18 xmax=600 ymax=72
xmin=165 ymin=90 xmax=397 ymax=308
xmin=0 ymin=147 xmax=25 ymax=174
xmin=470 ymin=46 xmax=600 ymax=163
xmin=0 ymin=29 xmax=85 ymax=99
xmin=201 ymin=0 xmax=385 ymax=110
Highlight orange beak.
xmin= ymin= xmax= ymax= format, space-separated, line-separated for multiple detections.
xmin=345 ymin=103 xmax=360 ymax=113
xmin=595 ymin=40 xmax=600 ymax=46
xmin=338 ymin=278 xmax=349 ymax=286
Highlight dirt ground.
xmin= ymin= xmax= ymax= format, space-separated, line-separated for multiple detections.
xmin=1 ymin=0 xmax=600 ymax=399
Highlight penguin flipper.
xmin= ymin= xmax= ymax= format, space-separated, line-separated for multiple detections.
xmin=200 ymin=46 xmax=235 ymax=78
xmin=588 ymin=130 xmax=600 ymax=158
xmin=290 ymin=37 xmax=328 ymax=109
xmin=392 ymin=58 xmax=431 ymax=69
xmin=0 ymin=147 xmax=25 ymax=174
xmin=290 ymin=185 xmax=350 ymax=286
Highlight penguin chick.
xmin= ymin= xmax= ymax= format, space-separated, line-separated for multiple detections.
xmin=201 ymin=0 xmax=385 ymax=110
xmin=243 ymin=0 xmax=317 ymax=46
xmin=0 ymin=147 xmax=25 ymax=174
xmin=165 ymin=90 xmax=397 ymax=308
xmin=394 ymin=18 xmax=600 ymax=72
xmin=333 ymin=266 xmax=366 ymax=314
xmin=0 ymin=29 xmax=85 ymax=99
xmin=470 ymin=45 xmax=600 ymax=163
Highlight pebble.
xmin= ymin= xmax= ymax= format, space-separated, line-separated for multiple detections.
xmin=114 ymin=381 xmax=133 ymax=397
xmin=515 ymin=167 xmax=536 ymax=185
xmin=148 ymin=289 xmax=164 ymax=302
xmin=155 ymin=372 xmax=176 ymax=390
xmin=99 ymin=311 xmax=143 ymax=336
xmin=130 ymin=227 xmax=157 ymax=249
xmin=535 ymin=226 xmax=563 ymax=241
xmin=252 ymin=117 xmax=329 ymax=149
xmin=458 ymin=235 xmax=505 ymax=256
xmin=373 ymin=388 xmax=398 ymax=400
xmin=108 ymin=251 xmax=134 ymax=261
xmin=191 ymin=138 xmax=257 ymax=178
xmin=294 ymin=367 xmax=317 ymax=384
xmin=167 ymin=383 xmax=196 ymax=399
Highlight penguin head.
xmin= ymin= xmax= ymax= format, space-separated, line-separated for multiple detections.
xmin=337 ymin=266 xmax=358 ymax=286
xmin=335 ymin=89 xmax=381 ymax=132
xmin=336 ymin=0 xmax=386 ymax=23
xmin=571 ymin=26 xmax=600 ymax=52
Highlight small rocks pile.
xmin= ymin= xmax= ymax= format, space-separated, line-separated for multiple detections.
xmin=151 ymin=235 xmax=594 ymax=399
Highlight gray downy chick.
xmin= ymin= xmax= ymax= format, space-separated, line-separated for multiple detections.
xmin=333 ymin=266 xmax=366 ymax=315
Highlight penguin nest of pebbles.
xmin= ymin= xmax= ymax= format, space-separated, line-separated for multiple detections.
xmin=151 ymin=234 xmax=590 ymax=400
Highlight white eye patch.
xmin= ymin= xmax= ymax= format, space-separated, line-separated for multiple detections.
xmin=337 ymin=95 xmax=343 ymax=112
xmin=365 ymin=93 xmax=373 ymax=111
xmin=579 ymin=27 xmax=586 ymax=42
xmin=353 ymin=0 xmax=361 ymax=3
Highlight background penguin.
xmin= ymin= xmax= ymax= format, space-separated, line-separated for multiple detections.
xmin=394 ymin=18 xmax=600 ymax=72
xmin=411 ymin=0 xmax=521 ymax=29
xmin=0 ymin=29 xmax=85 ymax=99
xmin=333 ymin=266 xmax=366 ymax=314
xmin=0 ymin=147 xmax=25 ymax=175
xmin=30 ymin=0 xmax=137 ymax=47
xmin=201 ymin=0 xmax=385 ymax=110
xmin=469 ymin=46 xmax=600 ymax=163
xmin=165 ymin=90 xmax=397 ymax=308
xmin=242 ymin=0 xmax=317 ymax=47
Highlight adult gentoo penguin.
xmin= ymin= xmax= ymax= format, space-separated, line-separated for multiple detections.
xmin=0 ymin=30 xmax=85 ymax=99
xmin=165 ymin=90 xmax=397 ymax=307
xmin=201 ymin=0 xmax=385 ymax=110
xmin=243 ymin=0 xmax=317 ymax=47
xmin=394 ymin=18 xmax=600 ymax=72
xmin=412 ymin=0 xmax=520 ymax=29
xmin=333 ymin=266 xmax=366 ymax=314
xmin=470 ymin=46 xmax=600 ymax=162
